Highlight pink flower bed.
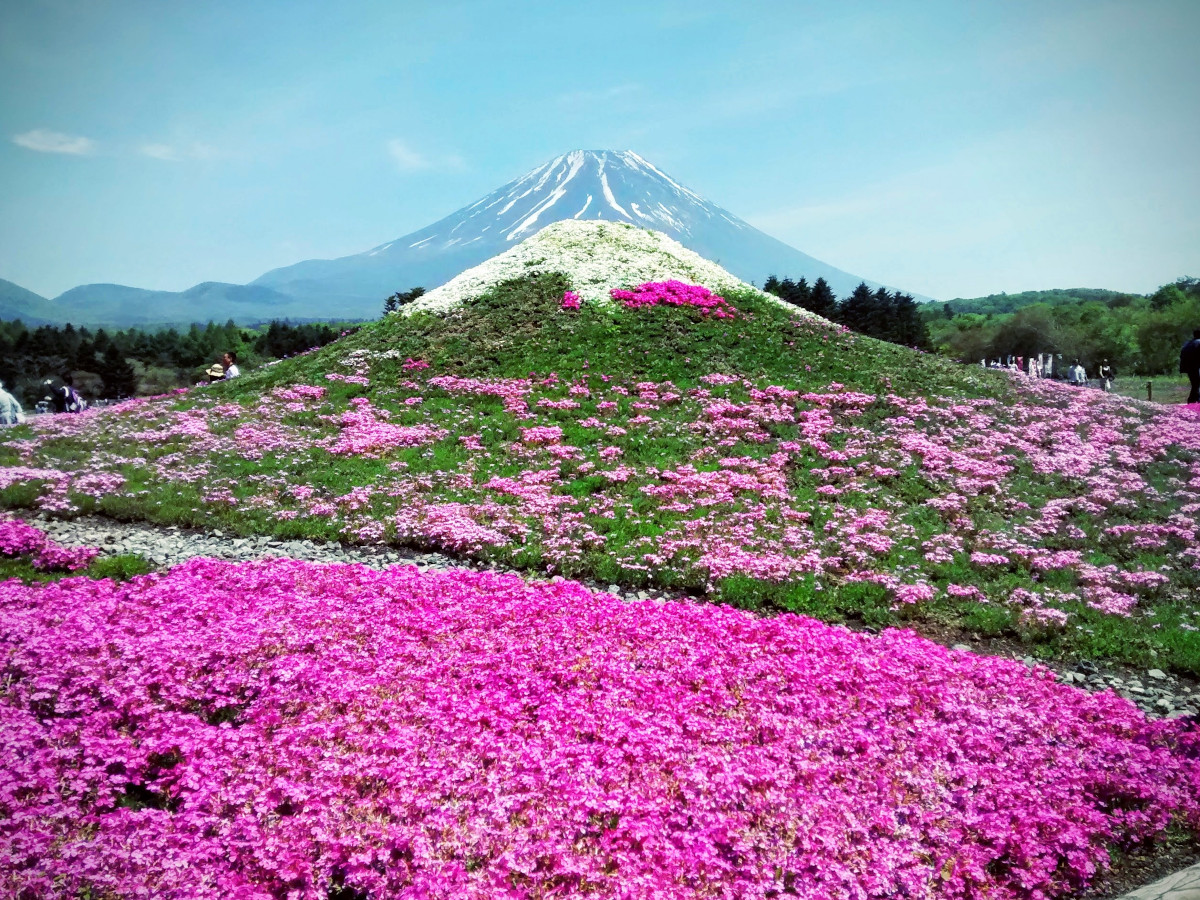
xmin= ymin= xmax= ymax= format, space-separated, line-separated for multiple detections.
xmin=610 ymin=280 xmax=737 ymax=318
xmin=4 ymin=365 xmax=1200 ymax=626
xmin=1 ymin=558 xmax=1198 ymax=899
xmin=0 ymin=517 xmax=97 ymax=572
xmin=331 ymin=398 xmax=447 ymax=456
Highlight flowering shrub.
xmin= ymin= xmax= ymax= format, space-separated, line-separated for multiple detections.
xmin=560 ymin=290 xmax=580 ymax=310
xmin=611 ymin=279 xmax=736 ymax=318
xmin=1 ymin=558 xmax=1197 ymax=899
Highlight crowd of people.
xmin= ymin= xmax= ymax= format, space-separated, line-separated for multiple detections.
xmin=983 ymin=354 xmax=1116 ymax=392
xmin=982 ymin=332 xmax=1200 ymax=403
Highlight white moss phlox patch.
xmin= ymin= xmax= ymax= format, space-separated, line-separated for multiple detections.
xmin=399 ymin=220 xmax=807 ymax=318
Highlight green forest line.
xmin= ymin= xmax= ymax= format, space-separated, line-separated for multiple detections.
xmin=0 ymin=319 xmax=357 ymax=407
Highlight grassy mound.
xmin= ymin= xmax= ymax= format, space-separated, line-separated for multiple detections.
xmin=242 ymin=271 xmax=993 ymax=397
xmin=2 ymin=272 xmax=1199 ymax=677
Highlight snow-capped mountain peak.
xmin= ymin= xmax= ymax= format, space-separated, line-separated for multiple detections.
xmin=252 ymin=149 xmax=896 ymax=318
xmin=401 ymin=150 xmax=739 ymax=253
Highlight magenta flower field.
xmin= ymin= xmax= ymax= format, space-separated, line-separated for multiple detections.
xmin=3 ymin=555 xmax=1198 ymax=899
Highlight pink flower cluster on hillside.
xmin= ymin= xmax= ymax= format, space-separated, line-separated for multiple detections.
xmin=0 ymin=517 xmax=98 ymax=571
xmin=331 ymin=397 xmax=447 ymax=457
xmin=610 ymin=280 xmax=737 ymax=318
xmin=560 ymin=290 xmax=580 ymax=310
xmin=2 ymin=557 xmax=1198 ymax=899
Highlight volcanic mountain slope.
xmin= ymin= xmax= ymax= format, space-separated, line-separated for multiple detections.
xmin=253 ymin=149 xmax=896 ymax=317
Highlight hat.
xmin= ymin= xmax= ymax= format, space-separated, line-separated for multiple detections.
xmin=206 ymin=363 xmax=225 ymax=378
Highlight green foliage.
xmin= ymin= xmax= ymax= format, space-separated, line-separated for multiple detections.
xmin=0 ymin=318 xmax=354 ymax=406
xmin=764 ymin=278 xmax=930 ymax=349
xmin=89 ymin=553 xmax=155 ymax=581
xmin=383 ymin=287 xmax=426 ymax=316
xmin=0 ymin=552 xmax=154 ymax=585
xmin=924 ymin=278 xmax=1200 ymax=375
xmin=935 ymin=288 xmax=1142 ymax=316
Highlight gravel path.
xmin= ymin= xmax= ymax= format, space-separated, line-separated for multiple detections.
xmin=1118 ymin=864 xmax=1200 ymax=900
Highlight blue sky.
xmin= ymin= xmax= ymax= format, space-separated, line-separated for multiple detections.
xmin=2 ymin=0 xmax=1197 ymax=301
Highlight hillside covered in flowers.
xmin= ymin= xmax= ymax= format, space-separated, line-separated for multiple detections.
xmin=2 ymin=222 xmax=1200 ymax=897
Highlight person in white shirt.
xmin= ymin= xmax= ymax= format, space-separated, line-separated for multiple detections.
xmin=0 ymin=381 xmax=25 ymax=425
xmin=222 ymin=352 xmax=240 ymax=379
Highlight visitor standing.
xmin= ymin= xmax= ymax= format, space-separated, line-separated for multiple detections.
xmin=1068 ymin=360 xmax=1087 ymax=387
xmin=1182 ymin=329 xmax=1200 ymax=404
xmin=1098 ymin=360 xmax=1114 ymax=393
xmin=51 ymin=375 xmax=84 ymax=413
xmin=222 ymin=351 xmax=240 ymax=379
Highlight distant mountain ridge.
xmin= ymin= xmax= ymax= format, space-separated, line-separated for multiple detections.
xmin=2 ymin=150 xmax=920 ymax=326
xmin=936 ymin=288 xmax=1143 ymax=316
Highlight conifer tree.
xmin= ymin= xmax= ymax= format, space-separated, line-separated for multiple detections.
xmin=809 ymin=278 xmax=836 ymax=319
xmin=99 ymin=345 xmax=137 ymax=398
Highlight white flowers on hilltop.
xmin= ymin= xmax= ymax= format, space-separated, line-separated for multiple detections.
xmin=399 ymin=220 xmax=800 ymax=316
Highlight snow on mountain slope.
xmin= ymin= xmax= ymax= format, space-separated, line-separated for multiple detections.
xmin=401 ymin=220 xmax=804 ymax=318
xmin=253 ymin=150 xmax=895 ymax=318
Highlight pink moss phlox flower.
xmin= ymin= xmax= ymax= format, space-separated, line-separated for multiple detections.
xmin=0 ymin=517 xmax=98 ymax=571
xmin=610 ymin=280 xmax=736 ymax=318
xmin=2 ymin=559 xmax=1198 ymax=898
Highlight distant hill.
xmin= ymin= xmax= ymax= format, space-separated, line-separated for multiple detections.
xmin=0 ymin=279 xmax=55 ymax=325
xmin=933 ymin=288 xmax=1142 ymax=316
xmin=26 ymin=281 xmax=316 ymax=328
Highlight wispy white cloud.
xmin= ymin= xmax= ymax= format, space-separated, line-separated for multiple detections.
xmin=140 ymin=143 xmax=179 ymax=161
xmin=386 ymin=139 xmax=464 ymax=173
xmin=556 ymin=83 xmax=642 ymax=108
xmin=139 ymin=142 xmax=219 ymax=162
xmin=12 ymin=128 xmax=95 ymax=155
xmin=387 ymin=139 xmax=429 ymax=171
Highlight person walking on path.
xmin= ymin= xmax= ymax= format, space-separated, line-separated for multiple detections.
xmin=1182 ymin=329 xmax=1200 ymax=404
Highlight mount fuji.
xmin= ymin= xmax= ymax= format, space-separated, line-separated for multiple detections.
xmin=5 ymin=150 xmax=915 ymax=327
xmin=252 ymin=150 xmax=903 ymax=319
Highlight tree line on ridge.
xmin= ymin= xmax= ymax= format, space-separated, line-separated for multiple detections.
xmin=923 ymin=277 xmax=1200 ymax=376
xmin=763 ymin=276 xmax=932 ymax=350
xmin=0 ymin=319 xmax=352 ymax=407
